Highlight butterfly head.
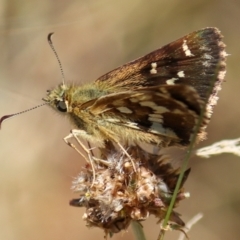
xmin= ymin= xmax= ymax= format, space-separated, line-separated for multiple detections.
xmin=43 ymin=83 xmax=70 ymax=113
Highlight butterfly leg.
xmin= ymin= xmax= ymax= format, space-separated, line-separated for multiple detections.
xmin=64 ymin=129 xmax=98 ymax=185
xmin=115 ymin=141 xmax=137 ymax=172
xmin=68 ymin=129 xmax=111 ymax=165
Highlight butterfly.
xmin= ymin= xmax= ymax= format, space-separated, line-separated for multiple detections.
xmin=42 ymin=27 xmax=226 ymax=153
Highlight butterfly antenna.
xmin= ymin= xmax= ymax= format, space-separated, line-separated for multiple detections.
xmin=47 ymin=32 xmax=66 ymax=86
xmin=0 ymin=103 xmax=47 ymax=129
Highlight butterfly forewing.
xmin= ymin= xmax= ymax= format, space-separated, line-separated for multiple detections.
xmin=95 ymin=28 xmax=226 ymax=101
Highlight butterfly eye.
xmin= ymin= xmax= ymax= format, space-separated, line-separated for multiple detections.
xmin=56 ymin=100 xmax=67 ymax=112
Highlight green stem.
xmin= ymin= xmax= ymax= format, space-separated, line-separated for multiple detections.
xmin=131 ymin=221 xmax=147 ymax=240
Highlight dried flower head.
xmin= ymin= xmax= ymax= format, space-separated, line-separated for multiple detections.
xmin=70 ymin=143 xmax=190 ymax=236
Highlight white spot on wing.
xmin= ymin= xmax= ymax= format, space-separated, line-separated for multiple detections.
xmin=151 ymin=62 xmax=157 ymax=68
xmin=200 ymin=45 xmax=211 ymax=51
xmin=219 ymin=70 xmax=226 ymax=80
xmin=203 ymin=53 xmax=212 ymax=60
xmin=202 ymin=61 xmax=211 ymax=67
xmin=152 ymin=106 xmax=169 ymax=113
xmin=221 ymin=51 xmax=229 ymax=58
xmin=149 ymin=122 xmax=178 ymax=138
xmin=177 ymin=71 xmax=185 ymax=78
xmin=182 ymin=40 xmax=194 ymax=57
xmin=117 ymin=107 xmax=133 ymax=114
xmin=140 ymin=101 xmax=157 ymax=107
xmin=148 ymin=114 xmax=163 ymax=123
xmin=150 ymin=62 xmax=157 ymax=74
xmin=166 ymin=78 xmax=178 ymax=85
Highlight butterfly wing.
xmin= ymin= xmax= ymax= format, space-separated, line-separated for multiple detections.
xmin=85 ymin=84 xmax=204 ymax=146
xmin=95 ymin=28 xmax=226 ymax=102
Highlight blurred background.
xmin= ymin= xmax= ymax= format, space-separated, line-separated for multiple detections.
xmin=0 ymin=0 xmax=240 ymax=239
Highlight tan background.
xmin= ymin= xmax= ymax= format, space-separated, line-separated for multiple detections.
xmin=0 ymin=1 xmax=240 ymax=240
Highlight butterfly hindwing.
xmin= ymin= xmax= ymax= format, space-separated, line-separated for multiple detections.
xmin=87 ymin=85 xmax=204 ymax=145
